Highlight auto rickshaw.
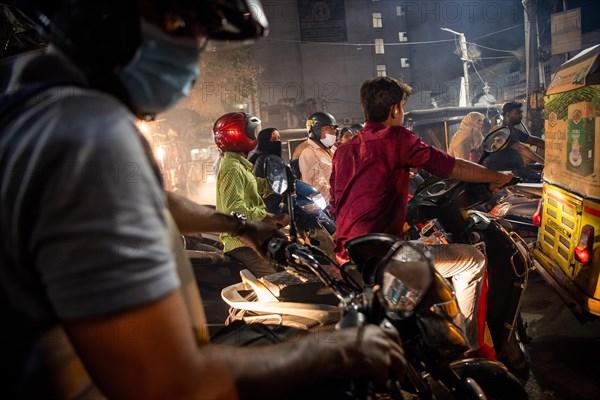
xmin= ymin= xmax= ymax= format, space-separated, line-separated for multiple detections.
xmin=531 ymin=44 xmax=600 ymax=322
xmin=404 ymin=106 xmax=502 ymax=152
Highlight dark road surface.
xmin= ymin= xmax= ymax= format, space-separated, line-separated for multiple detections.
xmin=521 ymin=271 xmax=600 ymax=400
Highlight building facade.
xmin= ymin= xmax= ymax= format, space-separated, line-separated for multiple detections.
xmin=252 ymin=0 xmax=413 ymax=128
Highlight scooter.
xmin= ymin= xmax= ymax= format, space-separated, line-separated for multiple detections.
xmin=221 ymin=156 xmax=527 ymax=399
xmin=294 ymin=179 xmax=336 ymax=238
xmin=405 ymin=127 xmax=535 ymax=381
xmin=473 ymin=126 xmax=543 ymax=242
xmin=258 ymin=154 xmax=336 ymax=256
xmin=486 ymin=183 xmax=542 ymax=245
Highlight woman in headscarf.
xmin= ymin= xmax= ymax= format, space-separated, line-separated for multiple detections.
xmin=248 ymin=128 xmax=282 ymax=176
xmin=448 ymin=112 xmax=485 ymax=161
xmin=248 ymin=128 xmax=283 ymax=212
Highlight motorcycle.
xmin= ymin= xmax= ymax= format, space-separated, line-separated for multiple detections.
xmin=405 ymin=127 xmax=535 ymax=381
xmin=221 ymin=155 xmax=527 ymax=399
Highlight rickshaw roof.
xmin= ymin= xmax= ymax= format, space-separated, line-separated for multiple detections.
xmin=404 ymin=106 xmax=501 ymax=125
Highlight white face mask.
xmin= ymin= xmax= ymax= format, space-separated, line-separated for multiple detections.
xmin=321 ymin=133 xmax=337 ymax=148
xmin=117 ymin=21 xmax=200 ymax=115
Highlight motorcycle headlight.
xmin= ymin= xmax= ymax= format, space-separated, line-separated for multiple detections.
xmin=300 ymin=193 xmax=327 ymax=212
xmin=377 ymin=243 xmax=434 ymax=316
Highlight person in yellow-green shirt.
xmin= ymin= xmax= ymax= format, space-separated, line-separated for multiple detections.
xmin=213 ymin=112 xmax=290 ymax=277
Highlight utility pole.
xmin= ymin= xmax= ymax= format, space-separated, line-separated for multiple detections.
xmin=523 ymin=0 xmax=545 ymax=136
xmin=441 ymin=27 xmax=471 ymax=106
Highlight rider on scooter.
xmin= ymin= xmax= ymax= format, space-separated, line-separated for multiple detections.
xmin=484 ymin=102 xmax=544 ymax=171
xmin=331 ymin=76 xmax=514 ymax=356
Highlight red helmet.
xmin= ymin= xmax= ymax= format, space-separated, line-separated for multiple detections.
xmin=213 ymin=112 xmax=261 ymax=152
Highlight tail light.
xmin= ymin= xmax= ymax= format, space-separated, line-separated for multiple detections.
xmin=490 ymin=203 xmax=511 ymax=218
xmin=532 ymin=198 xmax=543 ymax=227
xmin=574 ymin=225 xmax=594 ymax=265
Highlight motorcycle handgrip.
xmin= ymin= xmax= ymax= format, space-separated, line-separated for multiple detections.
xmin=336 ymin=311 xmax=375 ymax=400
xmin=337 ymin=308 xmax=367 ymax=329
xmin=263 ymin=237 xmax=288 ymax=264
xmin=353 ymin=379 xmax=376 ymax=400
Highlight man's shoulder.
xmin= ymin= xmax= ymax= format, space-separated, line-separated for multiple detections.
xmin=298 ymin=140 xmax=322 ymax=158
xmin=292 ymin=140 xmax=310 ymax=160
xmin=220 ymin=154 xmax=252 ymax=176
xmin=304 ymin=139 xmax=322 ymax=152
xmin=365 ymin=124 xmax=412 ymax=137
xmin=363 ymin=125 xmax=417 ymax=146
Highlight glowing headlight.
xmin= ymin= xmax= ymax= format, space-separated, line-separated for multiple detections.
xmin=300 ymin=193 xmax=327 ymax=212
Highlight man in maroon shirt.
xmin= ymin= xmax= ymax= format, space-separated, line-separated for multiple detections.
xmin=330 ymin=76 xmax=513 ymax=352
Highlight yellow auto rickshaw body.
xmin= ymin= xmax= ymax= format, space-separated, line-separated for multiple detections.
xmin=532 ymin=44 xmax=600 ymax=320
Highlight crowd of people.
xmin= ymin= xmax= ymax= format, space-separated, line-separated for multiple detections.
xmin=0 ymin=1 xmax=544 ymax=398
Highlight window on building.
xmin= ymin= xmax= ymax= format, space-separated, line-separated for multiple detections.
xmin=377 ymin=64 xmax=387 ymax=77
xmin=398 ymin=32 xmax=408 ymax=42
xmin=372 ymin=13 xmax=382 ymax=28
xmin=396 ymin=6 xmax=405 ymax=16
xmin=401 ymin=58 xmax=410 ymax=68
xmin=507 ymin=72 xmax=520 ymax=84
xmin=375 ymin=39 xmax=384 ymax=54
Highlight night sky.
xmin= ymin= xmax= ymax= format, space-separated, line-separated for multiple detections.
xmin=403 ymin=0 xmax=600 ymax=86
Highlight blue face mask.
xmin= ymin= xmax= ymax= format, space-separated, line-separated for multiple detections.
xmin=118 ymin=21 xmax=200 ymax=115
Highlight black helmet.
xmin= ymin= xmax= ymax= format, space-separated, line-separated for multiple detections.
xmin=17 ymin=0 xmax=269 ymax=69
xmin=306 ymin=111 xmax=338 ymax=141
xmin=349 ymin=123 xmax=364 ymax=136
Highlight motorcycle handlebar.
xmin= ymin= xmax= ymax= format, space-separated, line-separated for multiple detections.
xmin=263 ymin=238 xmax=322 ymax=274
xmin=504 ymin=176 xmax=523 ymax=187
xmin=263 ymin=237 xmax=353 ymax=301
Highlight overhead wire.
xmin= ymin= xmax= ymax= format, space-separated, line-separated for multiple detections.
xmin=472 ymin=60 xmax=504 ymax=78
xmin=264 ymin=37 xmax=456 ymax=46
xmin=468 ymin=42 xmax=520 ymax=54
xmin=471 ymin=24 xmax=524 ymax=41
xmin=479 ymin=56 xmax=517 ymax=60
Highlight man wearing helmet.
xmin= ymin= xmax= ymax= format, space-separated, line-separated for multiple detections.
xmin=349 ymin=123 xmax=365 ymax=137
xmin=213 ymin=112 xmax=289 ymax=277
xmin=292 ymin=111 xmax=338 ymax=202
xmin=0 ymin=1 xmax=405 ymax=398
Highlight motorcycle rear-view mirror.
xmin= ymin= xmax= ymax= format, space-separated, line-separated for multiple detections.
xmin=265 ymin=155 xmax=288 ymax=194
xmin=482 ymin=127 xmax=511 ymax=153
xmin=377 ymin=242 xmax=434 ymax=315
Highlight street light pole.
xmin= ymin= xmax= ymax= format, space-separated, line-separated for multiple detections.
xmin=441 ymin=27 xmax=471 ymax=106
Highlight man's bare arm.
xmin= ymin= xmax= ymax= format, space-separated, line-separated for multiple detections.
xmin=511 ymin=142 xmax=544 ymax=164
xmin=64 ymin=290 xmax=404 ymax=400
xmin=167 ymin=191 xmax=285 ymax=256
xmin=525 ymin=135 xmax=545 ymax=150
xmin=166 ymin=191 xmax=238 ymax=234
xmin=449 ymin=158 xmax=513 ymax=190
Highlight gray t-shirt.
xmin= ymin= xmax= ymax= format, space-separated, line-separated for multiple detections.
xmin=1 ymin=59 xmax=179 ymax=395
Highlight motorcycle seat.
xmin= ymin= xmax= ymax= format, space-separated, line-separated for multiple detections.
xmin=511 ymin=183 xmax=542 ymax=197
xmin=260 ymin=270 xmax=338 ymax=305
